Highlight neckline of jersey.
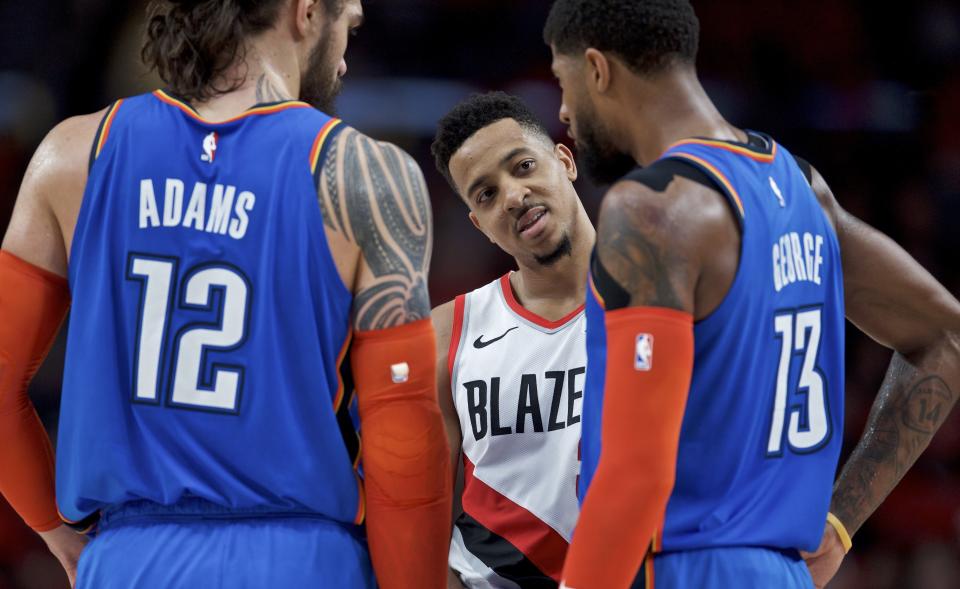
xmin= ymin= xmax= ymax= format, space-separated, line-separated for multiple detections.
xmin=663 ymin=131 xmax=777 ymax=163
xmin=153 ymin=89 xmax=311 ymax=125
xmin=498 ymin=272 xmax=585 ymax=330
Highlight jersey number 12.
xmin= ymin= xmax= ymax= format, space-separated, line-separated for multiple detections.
xmin=127 ymin=253 xmax=250 ymax=413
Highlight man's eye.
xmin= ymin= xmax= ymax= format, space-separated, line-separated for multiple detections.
xmin=518 ymin=159 xmax=536 ymax=172
xmin=478 ymin=189 xmax=495 ymax=203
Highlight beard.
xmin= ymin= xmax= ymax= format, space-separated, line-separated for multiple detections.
xmin=574 ymin=102 xmax=637 ymax=185
xmin=300 ymin=30 xmax=343 ymax=114
xmin=534 ymin=233 xmax=573 ymax=267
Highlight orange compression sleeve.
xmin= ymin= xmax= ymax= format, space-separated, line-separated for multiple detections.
xmin=562 ymin=307 xmax=694 ymax=589
xmin=351 ymin=318 xmax=452 ymax=589
xmin=0 ymin=251 xmax=70 ymax=531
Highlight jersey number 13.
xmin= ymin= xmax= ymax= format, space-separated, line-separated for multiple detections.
xmin=766 ymin=307 xmax=831 ymax=456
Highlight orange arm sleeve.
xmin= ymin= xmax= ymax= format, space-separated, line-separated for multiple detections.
xmin=0 ymin=251 xmax=70 ymax=531
xmin=351 ymin=318 xmax=452 ymax=589
xmin=562 ymin=307 xmax=693 ymax=589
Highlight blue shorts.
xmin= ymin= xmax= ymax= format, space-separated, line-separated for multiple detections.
xmin=632 ymin=546 xmax=814 ymax=589
xmin=76 ymin=500 xmax=377 ymax=589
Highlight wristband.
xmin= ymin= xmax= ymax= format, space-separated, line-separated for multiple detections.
xmin=826 ymin=512 xmax=853 ymax=553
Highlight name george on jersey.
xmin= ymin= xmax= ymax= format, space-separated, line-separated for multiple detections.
xmin=464 ymin=367 xmax=585 ymax=441
xmin=138 ymin=178 xmax=256 ymax=240
xmin=772 ymin=231 xmax=825 ymax=292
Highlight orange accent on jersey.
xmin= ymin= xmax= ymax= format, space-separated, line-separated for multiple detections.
xmin=666 ymin=138 xmax=778 ymax=163
xmin=332 ymin=331 xmax=353 ymax=412
xmin=310 ymin=118 xmax=344 ymax=173
xmin=0 ymin=252 xmax=70 ymax=532
xmin=668 ymin=153 xmax=745 ymax=218
xmin=448 ymin=295 xmax=466 ymax=379
xmin=152 ymin=90 xmax=311 ymax=125
xmin=353 ymin=470 xmax=366 ymax=525
xmin=644 ymin=552 xmax=656 ymax=588
xmin=588 ymin=274 xmax=606 ymax=310
xmin=350 ymin=319 xmax=451 ymax=589
xmin=94 ymin=99 xmax=124 ymax=160
xmin=562 ymin=306 xmax=693 ymax=589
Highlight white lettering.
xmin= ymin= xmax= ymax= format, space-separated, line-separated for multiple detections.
xmin=139 ymin=179 xmax=160 ymax=228
xmin=790 ymin=233 xmax=807 ymax=281
xmin=139 ymin=178 xmax=253 ymax=240
xmin=229 ymin=191 xmax=256 ymax=239
xmin=162 ymin=179 xmax=184 ymax=227
xmin=182 ymin=182 xmax=207 ymax=230
xmin=804 ymin=233 xmax=815 ymax=282
xmin=773 ymin=244 xmax=783 ymax=292
xmin=814 ymin=235 xmax=824 ymax=285
xmin=772 ymin=231 xmax=828 ymax=292
xmin=205 ymin=184 xmax=236 ymax=235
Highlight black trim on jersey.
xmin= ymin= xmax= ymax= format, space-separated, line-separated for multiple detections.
xmin=692 ymin=130 xmax=776 ymax=157
xmin=455 ymin=511 xmax=558 ymax=588
xmin=336 ymin=347 xmax=361 ymax=470
xmin=62 ymin=510 xmax=100 ymax=534
xmin=591 ymin=250 xmax=631 ymax=312
xmin=87 ymin=102 xmax=117 ymax=171
xmin=161 ymin=89 xmax=201 ymax=115
xmin=601 ymin=156 xmax=729 ymax=312
xmin=793 ymin=155 xmax=814 ymax=186
xmin=621 ymin=157 xmax=719 ymax=193
xmin=161 ymin=88 xmax=303 ymax=114
xmin=311 ymin=122 xmax=347 ymax=187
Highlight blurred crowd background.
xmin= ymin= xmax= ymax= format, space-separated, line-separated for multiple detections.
xmin=1 ymin=1 xmax=959 ymax=588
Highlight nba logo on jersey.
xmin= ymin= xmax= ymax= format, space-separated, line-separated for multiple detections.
xmin=201 ymin=132 xmax=218 ymax=163
xmin=769 ymin=176 xmax=786 ymax=208
xmin=635 ymin=334 xmax=653 ymax=371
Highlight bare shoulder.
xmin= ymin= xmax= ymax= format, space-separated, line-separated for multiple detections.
xmin=26 ymin=109 xmax=107 ymax=196
xmin=431 ymin=299 xmax=457 ymax=352
xmin=596 ymin=176 xmax=718 ymax=312
xmin=2 ymin=108 xmax=109 ymax=271
xmin=805 ymin=163 xmax=842 ymax=232
xmin=316 ymin=125 xmax=433 ymax=330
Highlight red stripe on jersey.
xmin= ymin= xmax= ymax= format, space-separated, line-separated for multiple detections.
xmin=448 ymin=294 xmax=466 ymax=379
xmin=461 ymin=455 xmax=568 ymax=581
xmin=499 ymin=273 xmax=584 ymax=329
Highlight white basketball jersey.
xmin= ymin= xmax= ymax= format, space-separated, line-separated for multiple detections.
xmin=447 ymin=273 xmax=585 ymax=588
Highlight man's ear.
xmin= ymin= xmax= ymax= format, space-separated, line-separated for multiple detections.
xmin=555 ymin=142 xmax=578 ymax=182
xmin=584 ymin=48 xmax=611 ymax=94
xmin=294 ymin=0 xmax=318 ymax=38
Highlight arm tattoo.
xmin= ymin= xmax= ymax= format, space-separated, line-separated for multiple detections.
xmin=317 ymin=128 xmax=432 ymax=330
xmin=595 ymin=188 xmax=688 ymax=310
xmin=831 ymin=351 xmax=958 ymax=534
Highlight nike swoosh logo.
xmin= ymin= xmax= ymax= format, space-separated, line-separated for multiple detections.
xmin=473 ymin=326 xmax=519 ymax=349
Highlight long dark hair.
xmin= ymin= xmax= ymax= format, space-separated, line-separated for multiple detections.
xmin=141 ymin=0 xmax=288 ymax=102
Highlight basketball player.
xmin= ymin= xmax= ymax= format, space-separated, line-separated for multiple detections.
xmin=542 ymin=1 xmax=960 ymax=588
xmin=430 ymin=92 xmax=594 ymax=588
xmin=0 ymin=1 xmax=451 ymax=587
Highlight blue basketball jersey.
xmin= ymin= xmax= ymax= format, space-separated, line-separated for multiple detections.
xmin=57 ymin=91 xmax=364 ymax=530
xmin=580 ymin=134 xmax=845 ymax=554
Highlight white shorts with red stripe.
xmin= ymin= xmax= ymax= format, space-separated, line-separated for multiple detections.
xmin=447 ymin=273 xmax=585 ymax=587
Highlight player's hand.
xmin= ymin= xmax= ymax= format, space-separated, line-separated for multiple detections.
xmin=447 ymin=567 xmax=466 ymax=589
xmin=800 ymin=522 xmax=845 ymax=589
xmin=38 ymin=525 xmax=88 ymax=588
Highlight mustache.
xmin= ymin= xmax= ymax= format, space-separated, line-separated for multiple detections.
xmin=514 ymin=202 xmax=548 ymax=220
